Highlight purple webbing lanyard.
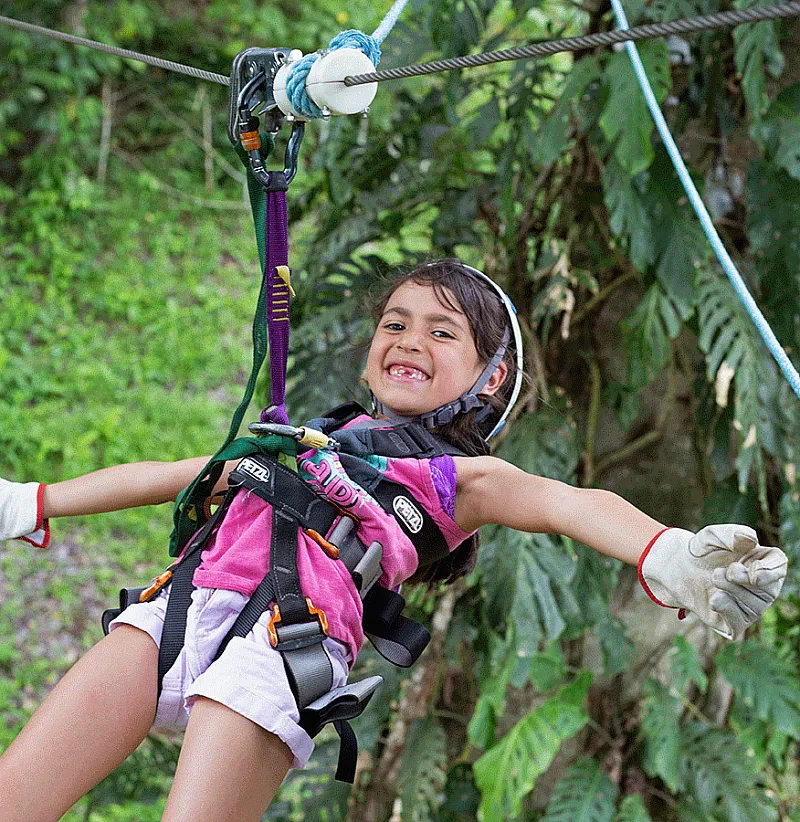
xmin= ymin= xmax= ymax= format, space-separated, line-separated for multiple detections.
xmin=261 ymin=178 xmax=291 ymax=425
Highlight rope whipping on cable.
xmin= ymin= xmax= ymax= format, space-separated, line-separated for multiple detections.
xmin=608 ymin=0 xmax=800 ymax=399
xmin=283 ymin=0 xmax=409 ymax=118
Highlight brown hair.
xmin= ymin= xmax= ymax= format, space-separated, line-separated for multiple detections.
xmin=370 ymin=259 xmax=522 ymax=587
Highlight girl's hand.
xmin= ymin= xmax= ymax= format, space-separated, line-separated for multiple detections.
xmin=0 ymin=478 xmax=49 ymax=548
xmin=639 ymin=525 xmax=787 ymax=640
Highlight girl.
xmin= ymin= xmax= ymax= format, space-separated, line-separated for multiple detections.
xmin=0 ymin=260 xmax=787 ymax=822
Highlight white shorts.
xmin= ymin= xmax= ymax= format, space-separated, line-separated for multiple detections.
xmin=109 ymin=585 xmax=350 ymax=769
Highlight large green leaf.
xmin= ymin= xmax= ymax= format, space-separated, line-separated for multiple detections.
xmin=533 ymin=56 xmax=602 ymax=166
xmin=398 ymin=717 xmax=448 ymax=822
xmin=640 ymin=680 xmax=682 ymax=792
xmin=599 ymin=41 xmax=671 ymax=176
xmin=601 ymin=159 xmax=655 ymax=272
xmin=479 ymin=528 xmax=571 ymax=655
xmin=761 ymin=85 xmax=800 ymax=181
xmin=669 ymin=636 xmax=708 ymax=696
xmin=644 ymin=150 xmax=707 ymax=309
xmin=696 ymin=268 xmax=766 ymax=494
xmin=539 ymin=756 xmax=618 ymax=822
xmin=717 ymin=641 xmax=800 ymax=736
xmin=621 ymin=281 xmax=684 ymax=391
xmin=467 ymin=633 xmax=518 ymax=749
xmin=746 ymin=159 xmax=800 ymax=339
xmin=473 ymin=672 xmax=591 ymax=821
xmin=733 ymin=0 xmax=784 ymax=125
xmin=677 ymin=723 xmax=778 ymax=822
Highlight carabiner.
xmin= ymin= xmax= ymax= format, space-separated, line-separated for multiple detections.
xmin=228 ymin=47 xmax=306 ymax=189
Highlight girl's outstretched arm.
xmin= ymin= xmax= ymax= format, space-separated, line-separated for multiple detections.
xmin=2 ymin=457 xmax=223 ymax=548
xmin=42 ymin=456 xmax=230 ymax=518
xmin=454 ymin=455 xmax=786 ymax=639
xmin=453 ymin=455 xmax=662 ymax=565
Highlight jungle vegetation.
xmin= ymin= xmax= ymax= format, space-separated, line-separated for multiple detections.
xmin=2 ymin=0 xmax=800 ymax=819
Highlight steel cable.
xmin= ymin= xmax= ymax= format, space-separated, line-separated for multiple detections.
xmin=0 ymin=14 xmax=230 ymax=86
xmin=344 ymin=1 xmax=800 ymax=85
xmin=3 ymin=4 xmax=800 ymax=88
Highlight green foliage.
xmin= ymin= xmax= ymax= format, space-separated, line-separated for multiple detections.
xmin=717 ymin=640 xmax=800 ymax=735
xmin=677 ymin=723 xmax=778 ymax=822
xmin=473 ymin=672 xmax=590 ymax=821
xmin=640 ymin=679 xmax=682 ymax=792
xmin=83 ymin=737 xmax=179 ymax=817
xmin=668 ymin=635 xmax=708 ymax=696
xmin=539 ymin=756 xmax=618 ymax=822
xmin=533 ymin=56 xmax=601 ymax=166
xmin=622 ymin=282 xmax=684 ymax=392
xmin=262 ymin=734 xmax=351 ymax=821
xmin=733 ymin=0 xmax=785 ymax=126
xmin=696 ymin=268 xmax=767 ymax=494
xmin=615 ymin=794 xmax=653 ymax=822
xmin=602 ymin=160 xmax=656 ymax=273
xmin=478 ymin=528 xmax=576 ymax=657
xmin=746 ymin=159 xmax=800 ymax=337
xmin=398 ymin=718 xmax=448 ymax=822
xmin=599 ymin=42 xmax=671 ymax=176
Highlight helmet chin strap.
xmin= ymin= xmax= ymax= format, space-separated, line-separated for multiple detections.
xmin=371 ymin=326 xmax=510 ymax=432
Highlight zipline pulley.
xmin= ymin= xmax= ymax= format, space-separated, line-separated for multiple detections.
xmin=228 ymin=47 xmax=305 ymax=187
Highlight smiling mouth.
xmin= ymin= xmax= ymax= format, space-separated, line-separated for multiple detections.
xmin=387 ymin=364 xmax=430 ymax=382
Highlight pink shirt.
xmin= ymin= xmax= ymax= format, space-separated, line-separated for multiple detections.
xmin=191 ymin=417 xmax=474 ymax=664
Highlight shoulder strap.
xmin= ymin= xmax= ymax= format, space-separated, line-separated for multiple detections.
xmin=168 ymin=434 xmax=297 ymax=557
xmin=305 ymin=402 xmax=369 ymax=435
xmin=333 ymin=420 xmax=465 ymax=459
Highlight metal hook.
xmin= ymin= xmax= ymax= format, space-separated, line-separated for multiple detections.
xmin=228 ymin=47 xmax=305 ymax=190
xmin=283 ymin=122 xmax=305 ymax=185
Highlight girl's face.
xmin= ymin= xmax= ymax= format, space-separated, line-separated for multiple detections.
xmin=366 ymin=281 xmax=507 ymax=418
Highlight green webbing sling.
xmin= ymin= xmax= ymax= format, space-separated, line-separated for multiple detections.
xmin=169 ymin=136 xmax=285 ymax=557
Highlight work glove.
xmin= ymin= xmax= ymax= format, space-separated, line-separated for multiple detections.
xmin=639 ymin=525 xmax=787 ymax=640
xmin=0 ymin=478 xmax=49 ymax=548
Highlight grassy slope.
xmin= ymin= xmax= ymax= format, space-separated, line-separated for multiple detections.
xmin=0 ymin=171 xmax=265 ymax=818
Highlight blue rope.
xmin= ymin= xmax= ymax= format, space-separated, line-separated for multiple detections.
xmin=371 ymin=0 xmax=410 ymax=44
xmin=286 ymin=0 xmax=408 ymax=118
xmin=609 ymin=0 xmax=800 ymax=399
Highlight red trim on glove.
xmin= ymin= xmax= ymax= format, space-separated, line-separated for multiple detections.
xmin=638 ymin=527 xmax=676 ymax=609
xmin=36 ymin=483 xmax=45 ymax=529
xmin=19 ymin=483 xmax=50 ymax=549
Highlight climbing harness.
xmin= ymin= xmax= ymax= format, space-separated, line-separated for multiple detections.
xmin=102 ymin=403 xmax=466 ymax=782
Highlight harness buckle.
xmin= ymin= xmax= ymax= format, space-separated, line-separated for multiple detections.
xmin=267 ymin=598 xmax=329 ymax=648
xmin=139 ymin=563 xmax=178 ymax=602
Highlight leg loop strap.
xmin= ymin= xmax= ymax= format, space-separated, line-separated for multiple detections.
xmin=298 ymin=675 xmax=384 ymax=783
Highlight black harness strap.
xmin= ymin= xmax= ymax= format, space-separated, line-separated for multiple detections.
xmin=157 ymin=489 xmax=238 ymax=696
xmin=213 ymin=504 xmax=334 ymax=710
xmin=332 ymin=422 xmax=453 ymax=460
xmin=362 ymin=586 xmax=431 ymax=667
xmin=338 ymin=452 xmax=452 ymax=567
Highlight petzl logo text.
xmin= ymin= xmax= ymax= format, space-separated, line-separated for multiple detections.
xmin=239 ymin=458 xmax=272 ymax=484
xmin=393 ymin=496 xmax=423 ymax=533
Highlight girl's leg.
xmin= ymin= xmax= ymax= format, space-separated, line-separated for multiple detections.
xmin=0 ymin=625 xmax=159 ymax=822
xmin=161 ymin=696 xmax=292 ymax=822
